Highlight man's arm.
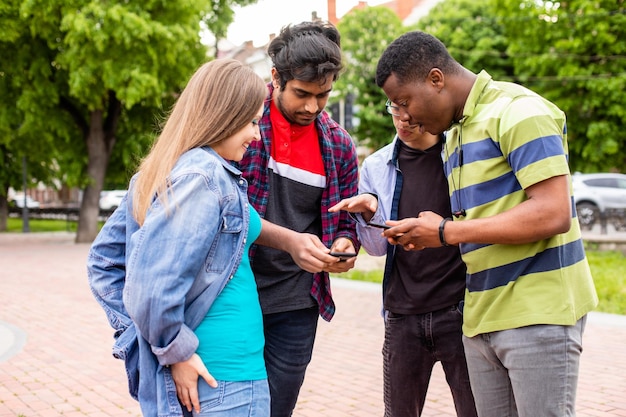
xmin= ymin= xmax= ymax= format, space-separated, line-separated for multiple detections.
xmin=329 ymin=146 xmax=397 ymax=257
xmin=329 ymin=193 xmax=390 ymax=257
xmin=257 ymin=219 xmax=340 ymax=272
xmin=329 ymin=193 xmax=377 ymax=222
xmin=386 ymin=175 xmax=572 ymax=249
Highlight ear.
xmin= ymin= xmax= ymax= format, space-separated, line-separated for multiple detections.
xmin=270 ymin=68 xmax=280 ymax=89
xmin=428 ymin=68 xmax=445 ymax=91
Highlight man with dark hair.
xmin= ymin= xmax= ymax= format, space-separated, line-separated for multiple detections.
xmin=375 ymin=31 xmax=598 ymax=417
xmin=236 ymin=20 xmax=360 ymax=417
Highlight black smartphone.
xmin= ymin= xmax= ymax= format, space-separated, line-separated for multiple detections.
xmin=329 ymin=251 xmax=358 ymax=261
xmin=367 ymin=221 xmax=391 ymax=230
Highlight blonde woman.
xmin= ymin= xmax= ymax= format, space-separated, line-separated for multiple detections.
xmin=129 ymin=57 xmax=268 ymax=416
xmin=88 ymin=58 xmax=342 ymax=417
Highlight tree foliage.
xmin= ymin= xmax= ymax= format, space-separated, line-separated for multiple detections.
xmin=336 ymin=6 xmax=404 ymax=151
xmin=336 ymin=0 xmax=625 ymax=173
xmin=416 ymin=0 xmax=511 ymax=78
xmin=0 ymin=0 xmax=257 ymax=240
xmin=202 ymin=0 xmax=257 ymax=56
xmin=413 ymin=0 xmax=626 ymax=172
xmin=493 ymin=0 xmax=626 ymax=172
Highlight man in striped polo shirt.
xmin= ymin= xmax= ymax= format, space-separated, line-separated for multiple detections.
xmin=374 ymin=31 xmax=598 ymax=417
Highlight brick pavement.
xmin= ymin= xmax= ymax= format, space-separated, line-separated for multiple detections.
xmin=1 ymin=232 xmax=625 ymax=416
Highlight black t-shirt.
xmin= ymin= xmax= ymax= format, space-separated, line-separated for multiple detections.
xmin=385 ymin=140 xmax=466 ymax=314
xmin=252 ymin=169 xmax=321 ymax=314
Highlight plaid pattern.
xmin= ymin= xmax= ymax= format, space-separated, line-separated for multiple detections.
xmin=237 ymin=84 xmax=360 ymax=321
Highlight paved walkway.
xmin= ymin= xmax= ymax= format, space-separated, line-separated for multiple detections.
xmin=1 ymin=232 xmax=626 ymax=416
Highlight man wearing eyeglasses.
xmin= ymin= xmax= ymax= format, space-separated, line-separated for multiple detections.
xmin=329 ymin=100 xmax=477 ymax=417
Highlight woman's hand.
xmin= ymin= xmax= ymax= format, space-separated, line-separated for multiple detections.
xmin=170 ymin=353 xmax=217 ymax=413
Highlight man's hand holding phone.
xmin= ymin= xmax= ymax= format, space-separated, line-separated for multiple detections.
xmin=325 ymin=237 xmax=357 ymax=273
xmin=368 ymin=220 xmax=409 ymax=245
xmin=329 ymin=251 xmax=357 ymax=261
xmin=367 ymin=221 xmax=391 ymax=230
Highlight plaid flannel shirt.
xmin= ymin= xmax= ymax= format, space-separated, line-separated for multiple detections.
xmin=236 ymin=83 xmax=360 ymax=321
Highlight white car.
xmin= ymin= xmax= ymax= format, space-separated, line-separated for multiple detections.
xmin=10 ymin=194 xmax=40 ymax=209
xmin=572 ymin=172 xmax=626 ymax=228
xmin=99 ymin=190 xmax=127 ymax=210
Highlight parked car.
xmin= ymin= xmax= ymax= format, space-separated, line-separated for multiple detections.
xmin=572 ymin=172 xmax=626 ymax=228
xmin=9 ymin=194 xmax=40 ymax=209
xmin=99 ymin=190 xmax=127 ymax=211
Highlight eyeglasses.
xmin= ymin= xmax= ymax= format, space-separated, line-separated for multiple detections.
xmin=385 ymin=100 xmax=400 ymax=117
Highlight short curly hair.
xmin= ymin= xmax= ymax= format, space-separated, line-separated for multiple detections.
xmin=376 ymin=31 xmax=458 ymax=88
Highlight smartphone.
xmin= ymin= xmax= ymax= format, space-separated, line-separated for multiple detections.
xmin=329 ymin=251 xmax=358 ymax=261
xmin=367 ymin=221 xmax=391 ymax=230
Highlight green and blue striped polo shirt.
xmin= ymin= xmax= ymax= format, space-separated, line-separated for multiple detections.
xmin=443 ymin=70 xmax=598 ymax=337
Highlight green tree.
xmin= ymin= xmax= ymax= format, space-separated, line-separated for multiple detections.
xmin=336 ymin=6 xmax=404 ymax=151
xmin=494 ymin=0 xmax=626 ymax=172
xmin=202 ymin=0 xmax=257 ymax=57
xmin=0 ymin=0 xmax=256 ymax=241
xmin=0 ymin=0 xmax=60 ymax=230
xmin=416 ymin=0 xmax=511 ymax=78
xmin=418 ymin=0 xmax=626 ymax=172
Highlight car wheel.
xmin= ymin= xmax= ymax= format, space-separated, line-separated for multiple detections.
xmin=609 ymin=209 xmax=626 ymax=231
xmin=576 ymin=202 xmax=599 ymax=229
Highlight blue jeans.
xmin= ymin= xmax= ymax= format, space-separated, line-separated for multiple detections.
xmin=462 ymin=316 xmax=587 ymax=417
xmin=263 ymin=307 xmax=319 ymax=417
xmin=193 ymin=379 xmax=269 ymax=417
xmin=383 ymin=304 xmax=477 ymax=417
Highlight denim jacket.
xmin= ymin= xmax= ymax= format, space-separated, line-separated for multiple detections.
xmin=87 ymin=147 xmax=252 ymax=417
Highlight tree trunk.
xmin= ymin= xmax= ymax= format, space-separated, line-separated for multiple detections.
xmin=74 ymin=91 xmax=121 ymax=243
xmin=75 ymin=110 xmax=111 ymax=243
xmin=0 ymin=194 xmax=8 ymax=232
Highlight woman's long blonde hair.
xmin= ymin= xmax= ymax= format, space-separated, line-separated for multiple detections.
xmin=132 ymin=58 xmax=267 ymax=225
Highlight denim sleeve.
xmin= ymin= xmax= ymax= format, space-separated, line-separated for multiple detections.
xmin=87 ymin=194 xmax=141 ymax=398
xmin=86 ymin=195 xmax=133 ymax=335
xmin=124 ymin=172 xmax=222 ymax=366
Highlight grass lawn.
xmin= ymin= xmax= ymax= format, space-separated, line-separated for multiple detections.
xmin=5 ymin=217 xmax=77 ymax=232
xmin=586 ymin=250 xmax=626 ymax=315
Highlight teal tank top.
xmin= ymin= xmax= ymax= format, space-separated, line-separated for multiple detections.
xmin=194 ymin=205 xmax=266 ymax=381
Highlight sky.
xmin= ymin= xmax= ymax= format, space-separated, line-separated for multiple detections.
xmin=224 ymin=0 xmax=390 ymax=46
